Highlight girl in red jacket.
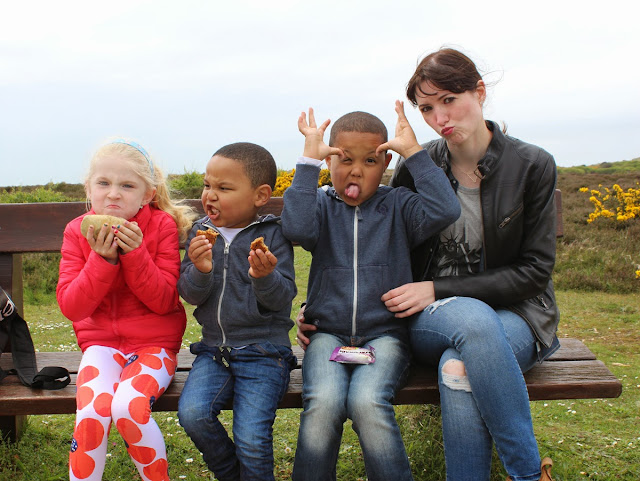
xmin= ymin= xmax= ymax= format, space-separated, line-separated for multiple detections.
xmin=57 ymin=140 xmax=194 ymax=481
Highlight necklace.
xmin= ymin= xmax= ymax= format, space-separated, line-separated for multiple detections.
xmin=451 ymin=163 xmax=484 ymax=183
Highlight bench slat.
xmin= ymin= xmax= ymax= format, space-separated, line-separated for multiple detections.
xmin=0 ymin=339 xmax=621 ymax=416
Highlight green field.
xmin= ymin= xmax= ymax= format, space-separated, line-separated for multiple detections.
xmin=0 ymin=163 xmax=638 ymax=480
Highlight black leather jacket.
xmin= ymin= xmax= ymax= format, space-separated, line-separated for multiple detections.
xmin=391 ymin=121 xmax=560 ymax=349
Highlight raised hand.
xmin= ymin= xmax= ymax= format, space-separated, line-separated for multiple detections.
xmin=376 ymin=100 xmax=423 ymax=159
xmin=298 ymin=108 xmax=344 ymax=160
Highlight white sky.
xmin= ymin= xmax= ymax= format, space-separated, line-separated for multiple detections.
xmin=1 ymin=0 xmax=639 ymax=187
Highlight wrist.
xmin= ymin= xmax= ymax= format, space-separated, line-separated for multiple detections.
xmin=402 ymin=144 xmax=424 ymax=159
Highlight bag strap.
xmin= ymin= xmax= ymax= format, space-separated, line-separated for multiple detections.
xmin=0 ymin=288 xmax=71 ymax=390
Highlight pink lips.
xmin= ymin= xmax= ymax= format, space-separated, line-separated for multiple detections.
xmin=442 ymin=126 xmax=454 ymax=136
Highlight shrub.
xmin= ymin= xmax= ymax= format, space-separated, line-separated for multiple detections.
xmin=168 ymin=170 xmax=203 ymax=199
xmin=272 ymin=169 xmax=331 ymax=197
xmin=580 ymin=183 xmax=640 ymax=223
xmin=0 ymin=186 xmax=73 ymax=203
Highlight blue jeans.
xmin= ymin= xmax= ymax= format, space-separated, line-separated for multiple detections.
xmin=410 ymin=296 xmax=544 ymax=481
xmin=178 ymin=342 xmax=296 ymax=481
xmin=292 ymin=333 xmax=413 ymax=481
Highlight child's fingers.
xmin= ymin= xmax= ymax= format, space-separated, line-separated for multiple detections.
xmin=318 ymin=118 xmax=331 ymax=135
xmin=375 ymin=142 xmax=391 ymax=156
xmin=298 ymin=111 xmax=308 ymax=133
xmin=395 ymin=99 xmax=407 ymax=119
xmin=307 ymin=107 xmax=316 ymax=128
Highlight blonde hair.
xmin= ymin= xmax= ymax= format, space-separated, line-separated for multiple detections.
xmin=86 ymin=141 xmax=196 ymax=243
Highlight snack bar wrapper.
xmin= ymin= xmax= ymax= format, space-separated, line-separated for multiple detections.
xmin=329 ymin=345 xmax=376 ymax=364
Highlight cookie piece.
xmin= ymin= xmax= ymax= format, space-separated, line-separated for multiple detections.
xmin=80 ymin=215 xmax=127 ymax=239
xmin=197 ymin=228 xmax=219 ymax=245
xmin=250 ymin=236 xmax=269 ymax=252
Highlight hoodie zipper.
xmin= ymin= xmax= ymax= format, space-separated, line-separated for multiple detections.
xmin=351 ymin=207 xmax=360 ymax=337
xmin=216 ymin=242 xmax=230 ymax=345
xmin=205 ymin=218 xmax=266 ymax=346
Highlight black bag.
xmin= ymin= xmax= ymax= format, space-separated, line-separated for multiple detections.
xmin=0 ymin=287 xmax=70 ymax=390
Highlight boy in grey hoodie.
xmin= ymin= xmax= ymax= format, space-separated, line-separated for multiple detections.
xmin=282 ymin=103 xmax=460 ymax=481
xmin=178 ymin=142 xmax=297 ymax=481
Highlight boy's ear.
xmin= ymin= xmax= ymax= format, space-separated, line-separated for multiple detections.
xmin=254 ymin=184 xmax=272 ymax=206
xmin=324 ymin=156 xmax=333 ymax=169
xmin=384 ymin=152 xmax=392 ymax=168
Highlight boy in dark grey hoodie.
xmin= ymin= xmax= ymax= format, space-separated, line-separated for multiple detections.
xmin=282 ymin=103 xmax=460 ymax=481
xmin=177 ymin=142 xmax=297 ymax=481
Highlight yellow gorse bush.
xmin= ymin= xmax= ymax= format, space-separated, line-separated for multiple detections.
xmin=580 ymin=182 xmax=640 ymax=280
xmin=579 ymin=182 xmax=640 ymax=223
xmin=273 ymin=169 xmax=332 ymax=197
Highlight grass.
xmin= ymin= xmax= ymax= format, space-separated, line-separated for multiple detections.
xmin=1 ymin=164 xmax=638 ymax=479
xmin=2 ymin=257 xmax=639 ymax=480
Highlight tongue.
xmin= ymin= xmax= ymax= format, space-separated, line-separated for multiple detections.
xmin=345 ymin=184 xmax=360 ymax=199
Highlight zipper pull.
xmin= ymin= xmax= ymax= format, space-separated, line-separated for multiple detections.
xmin=223 ymin=243 xmax=230 ymax=269
xmin=499 ymin=217 xmax=510 ymax=228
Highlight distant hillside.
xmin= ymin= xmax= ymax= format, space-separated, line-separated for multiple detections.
xmin=2 ymin=158 xmax=638 ymax=195
xmin=557 ymin=157 xmax=640 ymax=174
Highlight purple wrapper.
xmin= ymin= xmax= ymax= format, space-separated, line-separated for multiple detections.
xmin=329 ymin=345 xmax=376 ymax=364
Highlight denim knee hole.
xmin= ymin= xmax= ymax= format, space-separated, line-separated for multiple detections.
xmin=426 ymin=296 xmax=458 ymax=314
xmin=441 ymin=359 xmax=472 ymax=392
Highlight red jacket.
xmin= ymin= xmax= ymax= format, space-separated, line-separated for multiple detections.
xmin=57 ymin=205 xmax=186 ymax=353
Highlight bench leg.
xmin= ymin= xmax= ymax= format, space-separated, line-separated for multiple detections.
xmin=0 ymin=415 xmax=27 ymax=442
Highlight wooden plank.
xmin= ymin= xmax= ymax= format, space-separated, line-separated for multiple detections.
xmin=555 ymin=189 xmax=564 ymax=237
xmin=0 ymin=338 xmax=596 ymax=376
xmin=546 ymin=338 xmax=597 ymax=361
xmin=0 ymin=342 xmax=622 ymax=416
xmin=0 ymin=191 xmax=563 ymax=253
xmin=524 ymin=360 xmax=622 ymax=400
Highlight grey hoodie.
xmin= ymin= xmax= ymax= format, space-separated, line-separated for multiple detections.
xmin=178 ymin=215 xmax=295 ymax=348
xmin=281 ymin=149 xmax=460 ymax=343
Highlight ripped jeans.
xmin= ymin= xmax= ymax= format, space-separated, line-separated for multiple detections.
xmin=410 ymin=297 xmax=542 ymax=481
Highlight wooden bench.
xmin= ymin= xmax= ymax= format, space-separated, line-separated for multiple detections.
xmin=0 ymin=192 xmax=622 ymax=441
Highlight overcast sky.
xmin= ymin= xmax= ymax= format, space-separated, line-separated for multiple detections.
xmin=1 ymin=0 xmax=639 ymax=187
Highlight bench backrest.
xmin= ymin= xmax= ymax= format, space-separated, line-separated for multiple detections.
xmin=0 ymin=190 xmax=562 ymax=313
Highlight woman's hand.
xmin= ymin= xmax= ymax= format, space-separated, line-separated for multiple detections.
xmin=298 ymin=108 xmax=344 ymax=161
xmin=376 ymin=100 xmax=423 ymax=159
xmin=294 ymin=305 xmax=316 ymax=350
xmin=381 ymin=281 xmax=436 ymax=318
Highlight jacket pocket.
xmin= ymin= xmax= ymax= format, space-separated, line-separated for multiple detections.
xmin=498 ymin=203 xmax=524 ymax=229
xmin=508 ymin=280 xmax=559 ymax=348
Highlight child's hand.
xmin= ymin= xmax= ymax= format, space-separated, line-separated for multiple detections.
xmin=113 ymin=221 xmax=143 ymax=254
xmin=299 ymin=108 xmax=344 ymax=160
xmin=188 ymin=234 xmax=213 ymax=273
xmin=376 ymin=100 xmax=423 ymax=159
xmin=86 ymin=223 xmax=119 ymax=264
xmin=248 ymin=248 xmax=277 ymax=279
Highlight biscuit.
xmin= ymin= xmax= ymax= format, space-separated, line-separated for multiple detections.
xmin=250 ymin=237 xmax=269 ymax=252
xmin=197 ymin=228 xmax=219 ymax=245
xmin=80 ymin=215 xmax=127 ymax=239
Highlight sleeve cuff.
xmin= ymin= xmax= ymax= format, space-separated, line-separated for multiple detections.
xmin=297 ymin=156 xmax=324 ymax=167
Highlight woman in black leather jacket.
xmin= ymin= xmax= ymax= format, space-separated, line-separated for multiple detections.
xmin=382 ymin=47 xmax=559 ymax=481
